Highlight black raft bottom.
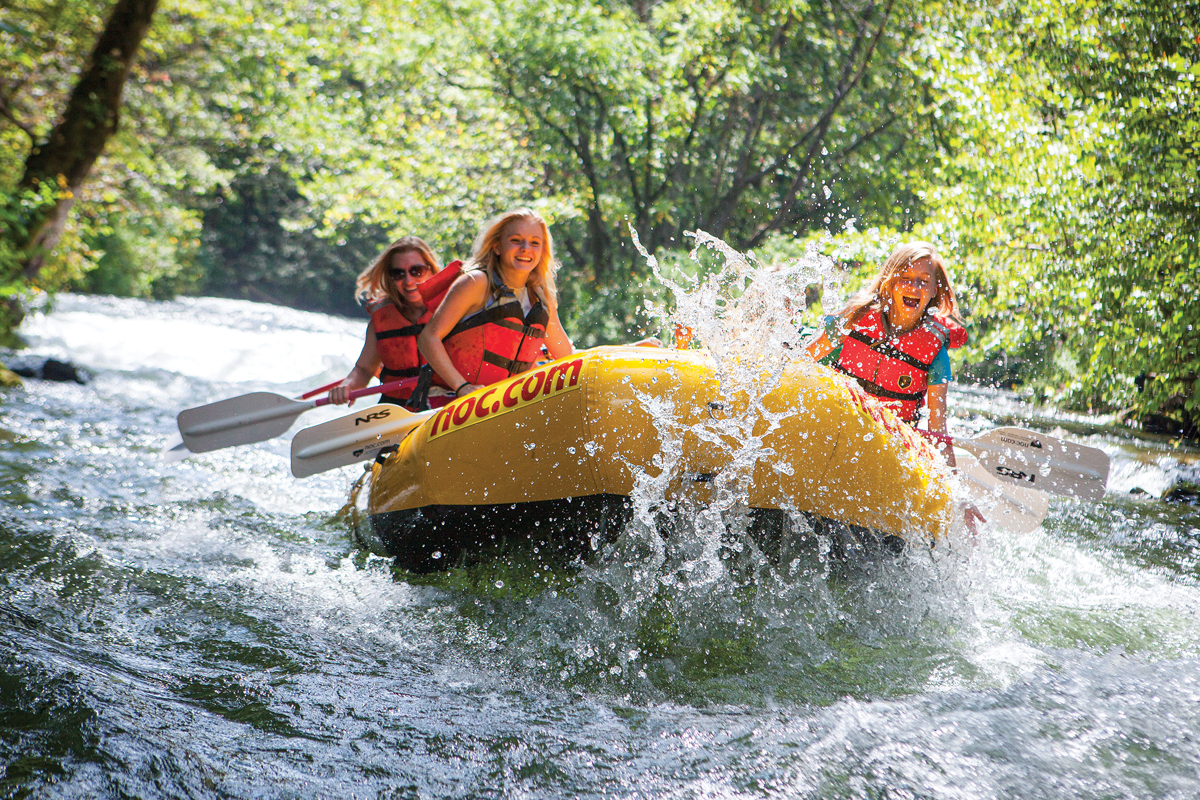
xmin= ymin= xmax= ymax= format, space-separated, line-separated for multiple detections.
xmin=371 ymin=495 xmax=633 ymax=573
xmin=370 ymin=496 xmax=906 ymax=574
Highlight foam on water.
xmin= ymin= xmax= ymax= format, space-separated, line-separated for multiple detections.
xmin=20 ymin=294 xmax=363 ymax=388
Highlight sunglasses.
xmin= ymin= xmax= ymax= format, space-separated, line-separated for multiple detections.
xmin=389 ymin=264 xmax=429 ymax=280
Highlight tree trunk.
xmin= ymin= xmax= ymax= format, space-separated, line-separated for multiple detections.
xmin=10 ymin=0 xmax=159 ymax=281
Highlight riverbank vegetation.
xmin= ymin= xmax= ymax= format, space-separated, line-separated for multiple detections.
xmin=2 ymin=0 xmax=1196 ymax=434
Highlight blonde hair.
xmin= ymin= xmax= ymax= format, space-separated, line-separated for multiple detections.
xmin=839 ymin=241 xmax=962 ymax=327
xmin=355 ymin=236 xmax=441 ymax=314
xmin=465 ymin=207 xmax=559 ymax=306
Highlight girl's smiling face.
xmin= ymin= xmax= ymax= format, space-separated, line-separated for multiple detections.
xmin=495 ymin=218 xmax=544 ymax=281
xmin=883 ymin=256 xmax=938 ymax=332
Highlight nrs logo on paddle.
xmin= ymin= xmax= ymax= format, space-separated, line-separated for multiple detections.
xmin=428 ymin=357 xmax=585 ymax=440
xmin=353 ymin=409 xmax=392 ymax=425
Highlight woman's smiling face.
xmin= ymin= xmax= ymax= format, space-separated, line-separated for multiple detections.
xmin=883 ymin=256 xmax=938 ymax=332
xmin=389 ymin=250 xmax=431 ymax=304
xmin=496 ymin=218 xmax=544 ymax=279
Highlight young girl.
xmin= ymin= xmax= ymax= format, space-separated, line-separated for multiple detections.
xmin=417 ymin=208 xmax=574 ymax=397
xmin=329 ymin=236 xmax=445 ymax=407
xmin=805 ymin=241 xmax=967 ymax=435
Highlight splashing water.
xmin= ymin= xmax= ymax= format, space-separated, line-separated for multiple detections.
xmin=443 ymin=229 xmax=983 ymax=704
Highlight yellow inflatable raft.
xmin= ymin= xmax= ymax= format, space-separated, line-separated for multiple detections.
xmin=367 ymin=346 xmax=954 ymax=571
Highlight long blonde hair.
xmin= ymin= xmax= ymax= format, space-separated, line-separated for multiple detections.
xmin=465 ymin=208 xmax=559 ymax=306
xmin=839 ymin=241 xmax=962 ymax=327
xmin=355 ymin=236 xmax=441 ymax=314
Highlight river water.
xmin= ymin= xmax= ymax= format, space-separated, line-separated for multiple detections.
xmin=4 ymin=292 xmax=1200 ymax=799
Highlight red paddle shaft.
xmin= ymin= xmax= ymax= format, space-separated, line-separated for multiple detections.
xmin=311 ymin=377 xmax=418 ymax=406
xmin=299 ymin=380 xmax=342 ymax=400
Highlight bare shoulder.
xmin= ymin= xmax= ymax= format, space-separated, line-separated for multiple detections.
xmin=451 ymin=270 xmax=489 ymax=296
xmin=533 ymin=285 xmax=558 ymax=312
xmin=432 ymin=270 xmax=490 ymax=321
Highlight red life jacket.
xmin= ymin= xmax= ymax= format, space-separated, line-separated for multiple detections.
xmin=418 ymin=262 xmax=549 ymax=388
xmin=368 ymin=299 xmax=431 ymax=402
xmin=834 ymin=308 xmax=967 ymax=422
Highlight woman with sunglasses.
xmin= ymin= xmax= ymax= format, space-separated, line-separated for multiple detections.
xmin=329 ymin=236 xmax=448 ymax=407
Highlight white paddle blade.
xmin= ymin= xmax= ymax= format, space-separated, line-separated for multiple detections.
xmin=958 ymin=451 xmax=1050 ymax=534
xmin=177 ymin=392 xmax=313 ymax=453
xmin=161 ymin=434 xmax=192 ymax=463
xmin=290 ymin=404 xmax=432 ymax=478
xmin=960 ymin=427 xmax=1109 ymax=501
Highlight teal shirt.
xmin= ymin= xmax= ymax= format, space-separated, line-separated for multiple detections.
xmin=808 ymin=315 xmax=953 ymax=385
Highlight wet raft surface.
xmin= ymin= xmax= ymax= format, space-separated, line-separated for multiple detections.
xmin=368 ymin=346 xmax=952 ymax=570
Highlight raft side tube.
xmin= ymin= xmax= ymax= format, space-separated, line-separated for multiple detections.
xmin=367 ymin=347 xmax=954 ymax=556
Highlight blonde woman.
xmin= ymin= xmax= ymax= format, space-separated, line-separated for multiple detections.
xmin=806 ymin=241 xmax=967 ymax=434
xmin=418 ymin=208 xmax=573 ymax=397
xmin=329 ymin=236 xmax=442 ymax=407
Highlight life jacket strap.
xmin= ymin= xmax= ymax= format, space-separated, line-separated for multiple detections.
xmin=481 ymin=350 xmax=538 ymax=375
xmin=444 ymin=302 xmax=518 ymax=339
xmin=375 ymin=322 xmax=424 ymax=340
xmin=847 ymin=330 xmax=937 ymax=371
xmin=853 ymin=376 xmax=925 ymax=404
xmin=380 ymin=365 xmax=422 ymax=380
xmin=405 ymin=364 xmax=434 ymax=411
xmin=489 ymin=317 xmax=547 ymax=338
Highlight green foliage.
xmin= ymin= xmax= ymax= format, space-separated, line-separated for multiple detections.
xmin=475 ymin=0 xmax=943 ymax=335
xmin=943 ymin=0 xmax=1200 ymax=432
xmin=197 ymin=158 xmax=389 ymax=315
xmin=2 ymin=0 xmax=1196 ymax=437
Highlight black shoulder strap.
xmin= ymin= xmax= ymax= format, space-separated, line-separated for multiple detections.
xmin=375 ymin=322 xmax=424 ymax=340
xmin=405 ymin=364 xmax=434 ymax=411
xmin=443 ymin=302 xmax=524 ymax=340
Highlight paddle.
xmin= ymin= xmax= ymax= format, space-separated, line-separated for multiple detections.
xmin=176 ymin=377 xmax=417 ymax=454
xmin=290 ymin=404 xmax=434 ymax=478
xmin=957 ymin=452 xmax=1051 ymax=534
xmin=920 ymin=426 xmax=1109 ymax=501
xmin=163 ymin=379 xmax=348 ymax=461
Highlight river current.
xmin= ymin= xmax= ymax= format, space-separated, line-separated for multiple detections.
xmin=4 ymin=292 xmax=1200 ymax=799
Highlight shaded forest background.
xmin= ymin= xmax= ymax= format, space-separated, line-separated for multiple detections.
xmin=1 ymin=0 xmax=1197 ymax=433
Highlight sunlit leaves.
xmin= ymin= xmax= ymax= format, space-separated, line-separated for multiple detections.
xmin=916 ymin=0 xmax=1200 ymax=429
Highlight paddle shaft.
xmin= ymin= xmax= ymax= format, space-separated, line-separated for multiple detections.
xmin=311 ymin=378 xmax=415 ymax=408
xmin=300 ymin=379 xmax=343 ymax=400
xmin=183 ymin=379 xmax=413 ymax=437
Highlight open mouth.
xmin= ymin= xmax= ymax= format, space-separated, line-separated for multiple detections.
xmin=902 ymin=296 xmax=921 ymax=309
